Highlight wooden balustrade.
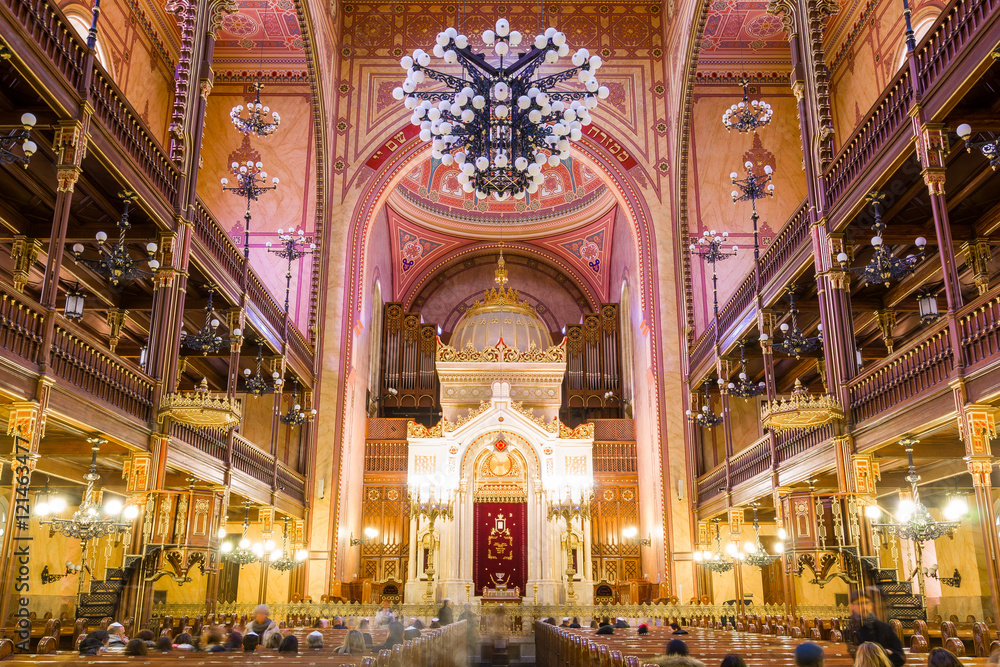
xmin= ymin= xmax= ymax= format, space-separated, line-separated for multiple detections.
xmin=774 ymin=424 xmax=833 ymax=464
xmin=89 ymin=69 xmax=179 ymax=201
xmin=757 ymin=201 xmax=810 ymax=288
xmin=277 ymin=463 xmax=306 ymax=503
xmin=191 ymin=200 xmax=244 ymax=286
xmin=593 ymin=442 xmax=638 ymax=473
xmin=0 ymin=0 xmax=86 ymax=90
xmin=288 ymin=325 xmax=313 ymax=364
xmin=247 ymin=270 xmax=287 ymax=337
xmin=0 ymin=291 xmax=44 ymax=366
xmin=232 ymin=432 xmax=274 ymax=485
xmin=697 ymin=463 xmax=727 ymax=504
xmin=690 ymin=322 xmax=717 ymax=367
xmin=49 ymin=323 xmax=154 ymax=421
xmin=915 ymin=0 xmax=999 ymax=95
xmin=823 ymin=69 xmax=912 ymax=208
xmin=959 ymin=293 xmax=1000 ymax=370
xmin=363 ymin=441 xmax=408 ymax=473
xmin=729 ymin=436 xmax=772 ymax=487
xmin=846 ymin=323 xmax=953 ymax=424
xmin=169 ymin=421 xmax=227 ymax=461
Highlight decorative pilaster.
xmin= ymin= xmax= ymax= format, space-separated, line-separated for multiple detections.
xmin=107 ymin=308 xmax=129 ymax=353
xmin=961 ymin=239 xmax=991 ymax=295
xmin=875 ymin=309 xmax=896 ymax=353
xmin=165 ymin=0 xmax=197 ymax=164
xmin=10 ymin=237 xmax=41 ymax=293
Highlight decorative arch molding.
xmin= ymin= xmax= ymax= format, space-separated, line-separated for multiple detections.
xmin=331 ymin=123 xmax=668 ymax=580
xmin=404 ymin=244 xmax=599 ymax=321
xmin=460 ymin=430 xmax=542 ymax=488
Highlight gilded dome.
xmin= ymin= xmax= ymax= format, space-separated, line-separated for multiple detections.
xmin=449 ymin=287 xmax=553 ymax=353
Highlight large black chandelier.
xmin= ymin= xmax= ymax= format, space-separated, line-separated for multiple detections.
xmin=728 ymin=340 xmax=766 ymax=399
xmin=393 ymin=19 xmax=609 ymax=200
xmin=836 ymin=192 xmax=926 ymax=288
xmin=770 ymin=285 xmax=822 ymax=359
xmin=0 ymin=112 xmax=37 ymax=168
xmin=244 ymin=341 xmax=282 ymax=397
xmin=742 ymin=503 xmax=782 ymax=568
xmin=231 ymin=82 xmax=281 ymax=137
xmin=72 ymin=191 xmax=159 ymax=287
xmin=686 ymin=379 xmax=724 ymax=428
xmin=871 ymin=438 xmax=961 ymax=542
xmin=957 ymin=123 xmax=999 ymax=171
xmin=269 ymin=518 xmax=308 ymax=572
xmin=280 ymin=378 xmax=316 ymax=426
xmin=181 ymin=287 xmax=233 ymax=355
xmin=731 ymin=161 xmax=774 ymax=261
xmin=722 ymin=79 xmax=773 ymax=133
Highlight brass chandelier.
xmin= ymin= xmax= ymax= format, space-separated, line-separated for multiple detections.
xmin=71 ymin=191 xmax=159 ymax=287
xmin=836 ymin=192 xmax=926 ymax=288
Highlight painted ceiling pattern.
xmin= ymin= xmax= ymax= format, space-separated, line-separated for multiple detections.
xmin=534 ymin=208 xmax=617 ymax=302
xmin=214 ymin=0 xmax=307 ymax=71
xmin=698 ymin=0 xmax=791 ymax=67
xmin=387 ymin=207 xmax=472 ymax=300
xmin=396 ymin=156 xmax=607 ymax=219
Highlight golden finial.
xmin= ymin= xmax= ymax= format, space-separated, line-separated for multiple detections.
xmin=495 ymin=246 xmax=508 ymax=287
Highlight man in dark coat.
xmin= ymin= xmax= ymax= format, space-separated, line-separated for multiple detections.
xmin=848 ymin=590 xmax=905 ymax=667
xmin=614 ymin=617 xmax=629 ymax=628
xmin=596 ymin=625 xmax=614 ymax=635
xmin=438 ymin=598 xmax=454 ymax=626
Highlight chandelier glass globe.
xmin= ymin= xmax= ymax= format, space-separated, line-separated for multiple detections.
xmin=395 ymin=20 xmax=609 ymax=199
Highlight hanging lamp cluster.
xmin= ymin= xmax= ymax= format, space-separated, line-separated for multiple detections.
xmin=722 ymin=79 xmax=773 ymax=133
xmin=181 ymin=287 xmax=238 ymax=355
xmin=71 ymin=191 xmax=159 ymax=287
xmin=686 ymin=379 xmax=724 ymax=428
xmin=837 ymin=192 xmax=926 ymax=287
xmin=767 ymin=285 xmax=822 ymax=359
xmin=0 ymin=112 xmax=37 ymax=168
xmin=728 ymin=340 xmax=766 ymax=399
xmin=394 ymin=19 xmax=609 ymax=200
xmin=280 ymin=378 xmax=316 ymax=426
xmin=231 ymin=82 xmax=281 ymax=137
xmin=244 ymin=341 xmax=282 ymax=397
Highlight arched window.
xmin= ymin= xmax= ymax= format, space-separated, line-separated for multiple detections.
xmin=66 ymin=13 xmax=113 ymax=76
xmin=619 ymin=280 xmax=634 ymax=410
xmin=366 ymin=279 xmax=384 ymax=416
xmin=896 ymin=15 xmax=939 ymax=70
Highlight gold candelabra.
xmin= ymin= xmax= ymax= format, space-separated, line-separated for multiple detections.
xmin=546 ymin=478 xmax=592 ymax=603
xmin=409 ymin=481 xmax=455 ymax=602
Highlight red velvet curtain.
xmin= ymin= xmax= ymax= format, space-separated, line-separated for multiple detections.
xmin=473 ymin=502 xmax=527 ymax=594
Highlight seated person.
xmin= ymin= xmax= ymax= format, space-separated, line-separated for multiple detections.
xmin=376 ymin=621 xmax=406 ymax=651
xmin=242 ymin=632 xmax=259 ymax=653
xmin=641 ymin=639 xmax=706 ymax=667
xmin=335 ymin=629 xmax=367 ymax=655
xmin=306 ymin=631 xmax=324 ymax=649
xmin=596 ymin=624 xmax=614 ymax=635
xmin=79 ymin=631 xmax=109 ymax=656
xmin=670 ymin=622 xmax=689 ymax=635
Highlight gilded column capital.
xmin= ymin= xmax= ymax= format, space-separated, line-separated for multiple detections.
xmin=961 ymin=239 xmax=991 ymax=295
xmin=965 ymin=456 xmax=994 ymax=487
xmin=10 ymin=237 xmax=42 ymax=292
xmin=958 ymin=404 xmax=999 ymax=457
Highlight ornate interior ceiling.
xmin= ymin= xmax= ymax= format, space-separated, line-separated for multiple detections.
xmin=213 ymin=0 xmax=309 ymax=74
xmin=386 ymin=155 xmax=614 ymax=238
xmin=696 ymin=0 xmax=792 ymax=73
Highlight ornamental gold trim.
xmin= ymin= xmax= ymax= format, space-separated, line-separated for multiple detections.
xmin=437 ymin=338 xmax=567 ymax=363
xmin=760 ymin=379 xmax=843 ymax=432
xmin=158 ymin=381 xmax=242 ymax=432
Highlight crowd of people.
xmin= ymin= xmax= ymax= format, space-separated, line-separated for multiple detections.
xmin=76 ymin=599 xmax=474 ymax=658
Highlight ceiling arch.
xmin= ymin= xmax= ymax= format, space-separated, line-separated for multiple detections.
xmin=406 ymin=247 xmax=598 ymax=334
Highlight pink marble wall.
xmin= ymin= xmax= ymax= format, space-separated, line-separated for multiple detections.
xmin=688 ymin=83 xmax=808 ymax=339
xmin=197 ymin=82 xmax=317 ymax=334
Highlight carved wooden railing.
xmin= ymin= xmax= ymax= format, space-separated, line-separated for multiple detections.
xmin=591 ymin=418 xmax=635 ymax=441
xmin=958 ymin=293 xmax=1000 ymax=370
xmin=592 ymin=443 xmax=638 ymax=473
xmin=89 ymin=69 xmax=179 ymax=201
xmin=170 ymin=421 xmax=227 ymax=461
xmin=729 ymin=436 xmax=772 ymax=487
xmin=915 ymin=0 xmax=1000 ymax=95
xmin=288 ymin=325 xmax=313 ymax=367
xmin=191 ymin=200 xmax=244 ymax=286
xmin=774 ymin=423 xmax=833 ymax=464
xmin=696 ymin=463 xmax=727 ymax=505
xmin=49 ymin=322 xmax=154 ymax=421
xmin=232 ymin=433 xmax=274 ymax=485
xmin=0 ymin=0 xmax=86 ymax=90
xmin=847 ymin=321 xmax=953 ymax=424
xmin=0 ymin=290 xmax=44 ymax=366
xmin=277 ymin=463 xmax=306 ymax=504
xmin=247 ymin=270 xmax=287 ymax=339
xmin=363 ymin=441 xmax=408 ymax=473
xmin=824 ymin=70 xmax=913 ymax=208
